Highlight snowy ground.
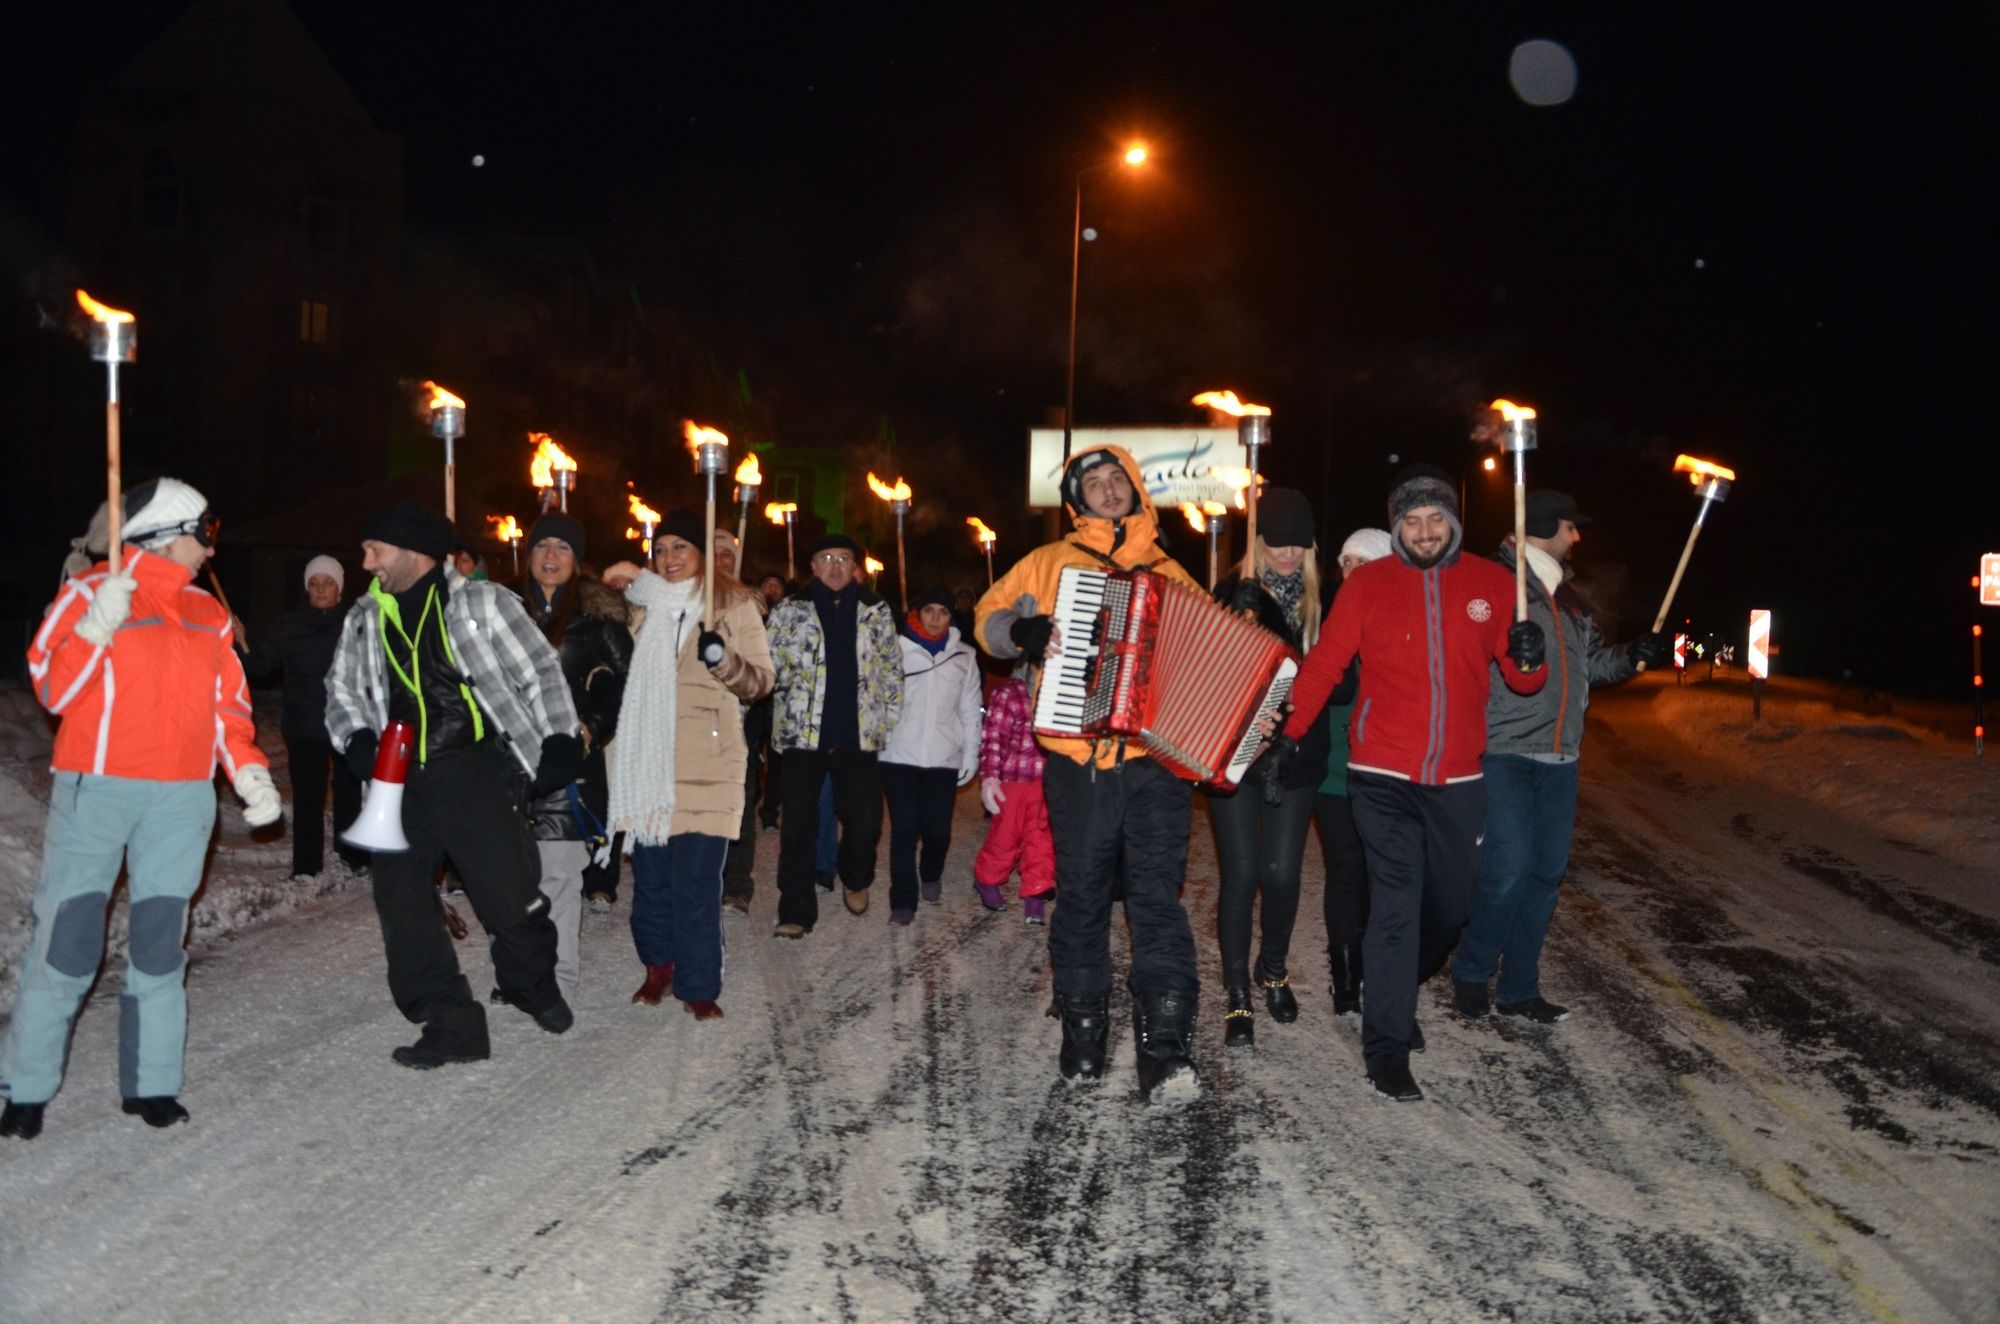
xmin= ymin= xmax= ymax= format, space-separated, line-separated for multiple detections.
xmin=1 ymin=674 xmax=1996 ymax=1322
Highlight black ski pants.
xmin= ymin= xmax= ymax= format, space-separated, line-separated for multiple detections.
xmin=880 ymin=763 xmax=959 ymax=912
xmin=775 ymin=745 xmax=882 ymax=930
xmin=370 ymin=744 xmax=560 ymax=1048
xmin=1209 ymin=781 xmax=1316 ymax=986
xmin=286 ymin=734 xmax=364 ymax=876
xmin=1347 ymin=772 xmax=1485 ymax=1069
xmin=1044 ymin=754 xmax=1196 ymax=1002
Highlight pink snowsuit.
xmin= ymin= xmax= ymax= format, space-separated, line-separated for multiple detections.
xmin=971 ymin=677 xmax=1054 ymax=897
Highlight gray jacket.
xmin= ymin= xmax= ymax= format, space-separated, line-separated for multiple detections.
xmin=1485 ymin=542 xmax=1634 ymax=760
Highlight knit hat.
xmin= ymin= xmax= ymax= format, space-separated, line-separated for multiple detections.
xmin=526 ymin=512 xmax=586 ymax=560
xmin=303 ymin=554 xmax=344 ymax=592
xmin=1525 ymin=490 xmax=1592 ymax=539
xmin=807 ymin=532 xmax=861 ymax=559
xmin=359 ymin=502 xmax=453 ymax=562
xmin=1386 ymin=462 xmax=1458 ymax=523
xmin=1338 ymin=528 xmax=1394 ymax=565
xmin=711 ymin=528 xmax=740 ymax=556
xmin=909 ymin=583 xmax=954 ymax=613
xmin=1060 ymin=448 xmax=1128 ymax=516
xmin=1256 ymin=486 xmax=1316 ymax=549
xmin=653 ymin=508 xmax=706 ymax=553
xmin=123 ymin=477 xmax=211 ymax=548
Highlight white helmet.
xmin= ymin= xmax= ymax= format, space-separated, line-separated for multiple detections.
xmin=122 ymin=477 xmax=212 ymax=548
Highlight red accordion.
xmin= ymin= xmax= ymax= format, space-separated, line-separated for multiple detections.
xmin=1032 ymin=565 xmax=1299 ymax=787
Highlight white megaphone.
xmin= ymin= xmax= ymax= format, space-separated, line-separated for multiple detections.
xmin=342 ymin=719 xmax=415 ymax=853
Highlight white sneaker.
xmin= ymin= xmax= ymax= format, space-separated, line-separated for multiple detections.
xmin=587 ymin=893 xmax=612 ymax=915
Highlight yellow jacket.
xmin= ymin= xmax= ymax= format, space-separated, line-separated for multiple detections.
xmin=973 ymin=446 xmax=1200 ymax=769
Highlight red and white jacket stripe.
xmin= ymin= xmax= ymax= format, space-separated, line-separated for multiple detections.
xmin=1283 ymin=551 xmax=1545 ymax=786
xmin=27 ymin=547 xmax=266 ymax=781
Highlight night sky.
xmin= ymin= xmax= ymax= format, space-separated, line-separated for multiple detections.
xmin=4 ymin=2 xmax=1995 ymax=697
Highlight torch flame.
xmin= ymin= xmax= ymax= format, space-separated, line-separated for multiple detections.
xmin=684 ymin=420 xmax=729 ymax=453
xmin=735 ymin=453 xmax=762 ymax=485
xmin=1191 ymin=390 xmax=1272 ymax=417
xmin=765 ymin=501 xmax=798 ymax=525
xmin=486 ymin=514 xmax=521 ymax=542
xmin=424 ymin=380 xmax=465 ymax=411
xmin=1672 ymin=454 xmax=1737 ymax=485
xmin=76 ymin=289 xmax=135 ymax=324
xmin=867 ymin=472 xmax=912 ymax=503
xmin=528 ymin=432 xmax=578 ymax=488
xmin=628 ymin=492 xmax=660 ymax=524
xmin=864 ymin=555 xmax=885 ymax=577
xmin=1180 ymin=503 xmax=1207 ymax=534
xmin=1489 ymin=398 xmax=1538 ymax=422
xmin=966 ymin=516 xmax=997 ymax=545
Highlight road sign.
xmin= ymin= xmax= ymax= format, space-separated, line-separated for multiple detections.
xmin=1672 ymin=633 xmax=1688 ymax=669
xmin=1748 ymin=610 xmax=1771 ymax=679
xmin=1981 ymin=553 xmax=2000 ymax=607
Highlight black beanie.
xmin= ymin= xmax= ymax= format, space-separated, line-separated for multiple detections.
xmin=526 ymin=512 xmax=586 ymax=560
xmin=1256 ymin=486 xmax=1316 ymax=549
xmin=1386 ymin=463 xmax=1459 ymax=524
xmin=654 ymin=508 xmax=706 ymax=553
xmin=909 ymin=583 xmax=954 ymax=613
xmin=1061 ymin=449 xmax=1127 ymax=515
xmin=360 ymin=503 xmax=453 ymax=562
xmin=807 ymin=532 xmax=861 ymax=559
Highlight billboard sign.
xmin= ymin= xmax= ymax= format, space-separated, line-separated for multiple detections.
xmin=1027 ymin=427 xmax=1249 ymax=510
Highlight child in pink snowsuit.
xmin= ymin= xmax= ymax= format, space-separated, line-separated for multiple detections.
xmin=972 ymin=672 xmax=1055 ymax=922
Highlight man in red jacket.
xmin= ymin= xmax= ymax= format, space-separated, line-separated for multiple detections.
xmin=1278 ymin=463 xmax=1546 ymax=1102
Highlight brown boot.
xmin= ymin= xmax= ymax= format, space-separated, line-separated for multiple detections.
xmin=632 ymin=963 xmax=674 ymax=1005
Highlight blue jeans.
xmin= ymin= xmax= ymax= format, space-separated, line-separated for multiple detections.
xmin=1453 ymin=754 xmax=1580 ymax=1004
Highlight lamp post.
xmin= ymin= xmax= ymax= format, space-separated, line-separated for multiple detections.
xmin=1064 ymin=141 xmax=1150 ymax=462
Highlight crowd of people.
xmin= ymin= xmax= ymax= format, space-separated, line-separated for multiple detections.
xmin=0 ymin=444 xmax=1663 ymax=1140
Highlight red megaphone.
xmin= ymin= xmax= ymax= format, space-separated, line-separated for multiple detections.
xmin=340 ymin=720 xmax=414 ymax=853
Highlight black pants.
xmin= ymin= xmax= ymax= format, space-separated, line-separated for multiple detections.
xmin=722 ymin=745 xmax=760 ymax=905
xmin=578 ymin=751 xmax=622 ymax=902
xmin=1315 ymin=791 xmax=1370 ymax=961
xmin=370 ymin=744 xmax=561 ymax=1047
xmin=880 ymin=763 xmax=958 ymax=912
xmin=1347 ymin=772 xmax=1485 ymax=1069
xmin=1044 ymin=755 xmax=1196 ymax=1002
xmin=776 ymin=745 xmax=883 ymax=930
xmin=1210 ymin=781 xmax=1316 ymax=986
xmin=286 ymin=734 xmax=364 ymax=876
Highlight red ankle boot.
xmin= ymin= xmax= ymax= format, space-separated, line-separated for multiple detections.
xmin=682 ymin=999 xmax=724 ymax=1021
xmin=632 ymin=963 xmax=674 ymax=1005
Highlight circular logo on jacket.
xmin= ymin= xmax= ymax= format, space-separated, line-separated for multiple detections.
xmin=1466 ymin=598 xmax=1493 ymax=622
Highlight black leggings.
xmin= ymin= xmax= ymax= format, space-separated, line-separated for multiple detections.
xmin=1209 ymin=782 xmax=1316 ymax=985
xmin=1315 ymin=791 xmax=1370 ymax=958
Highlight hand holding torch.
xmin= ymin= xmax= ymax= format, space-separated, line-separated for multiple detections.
xmin=1491 ymin=399 xmax=1538 ymax=640
xmin=1639 ymin=456 xmax=1736 ymax=670
xmin=686 ymin=422 xmax=729 ymax=625
xmin=78 ymin=291 xmax=137 ymax=573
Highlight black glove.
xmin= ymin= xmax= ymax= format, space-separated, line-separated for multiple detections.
xmin=1259 ymin=733 xmax=1299 ymax=807
xmin=529 ymin=733 xmax=585 ymax=798
xmin=1010 ymin=615 xmax=1053 ymax=662
xmin=697 ymin=630 xmax=727 ymax=668
xmin=1229 ymin=579 xmax=1262 ymax=616
xmin=1506 ymin=620 xmax=1546 ymax=671
xmin=1627 ymin=632 xmax=1666 ymax=668
xmin=343 ymin=730 xmax=378 ymax=782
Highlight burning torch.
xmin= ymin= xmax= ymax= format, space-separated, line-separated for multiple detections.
xmin=424 ymin=382 xmax=465 ymax=524
xmin=1182 ymin=500 xmax=1229 ymax=588
xmin=967 ymin=516 xmax=998 ymax=586
xmin=78 ymin=291 xmax=137 ymax=572
xmin=486 ymin=514 xmax=523 ymax=576
xmin=1490 ymin=399 xmax=1539 ymax=639
xmin=627 ymin=492 xmax=660 ymax=557
xmin=685 ymin=421 xmax=729 ymax=625
xmin=864 ymin=554 xmax=885 ymax=584
xmin=734 ymin=453 xmax=762 ymax=549
xmin=766 ymin=502 xmax=799 ymax=580
xmin=1194 ymin=391 xmax=1272 ymax=578
xmin=1638 ymin=455 xmax=1737 ymax=670
xmin=529 ymin=432 xmax=578 ymax=513
xmin=868 ymin=472 xmax=912 ymax=609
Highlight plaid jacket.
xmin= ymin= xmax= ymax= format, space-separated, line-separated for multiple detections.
xmin=977 ymin=676 xmax=1044 ymax=784
xmin=325 ymin=576 xmax=577 ymax=774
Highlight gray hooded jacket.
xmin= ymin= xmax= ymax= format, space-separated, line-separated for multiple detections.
xmin=1485 ymin=540 xmax=1635 ymax=760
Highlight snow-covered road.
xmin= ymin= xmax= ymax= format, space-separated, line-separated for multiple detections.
xmin=3 ymin=678 xmax=1996 ymax=1322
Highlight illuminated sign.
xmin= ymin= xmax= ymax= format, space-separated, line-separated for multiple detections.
xmin=1027 ymin=428 xmax=1249 ymax=510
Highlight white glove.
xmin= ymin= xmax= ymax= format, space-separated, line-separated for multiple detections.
xmin=980 ymin=777 xmax=1006 ymax=815
xmin=75 ymin=571 xmax=137 ymax=646
xmin=957 ymin=759 xmax=978 ymax=789
xmin=234 ymin=764 xmax=283 ymax=829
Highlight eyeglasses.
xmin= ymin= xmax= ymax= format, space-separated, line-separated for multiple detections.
xmin=813 ymin=553 xmax=855 ymax=566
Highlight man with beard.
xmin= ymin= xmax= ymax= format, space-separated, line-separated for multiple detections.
xmin=1275 ymin=464 xmax=1547 ymax=1102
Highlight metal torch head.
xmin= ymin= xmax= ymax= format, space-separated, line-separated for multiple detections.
xmin=554 ymin=468 xmax=574 ymax=495
xmin=1237 ymin=414 xmax=1272 ymax=453
xmin=1698 ymin=477 xmax=1732 ymax=504
xmin=697 ymin=441 xmax=729 ymax=477
xmin=1500 ymin=416 xmax=1537 ymax=454
xmin=891 ymin=498 xmax=910 ymax=517
xmin=430 ymin=405 xmax=465 ymax=441
xmin=90 ymin=319 xmax=137 ymax=365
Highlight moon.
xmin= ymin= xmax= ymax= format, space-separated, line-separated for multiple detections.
xmin=1509 ymin=39 xmax=1578 ymax=107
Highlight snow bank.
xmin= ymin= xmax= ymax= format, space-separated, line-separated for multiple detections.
xmin=0 ymin=682 xmax=358 ymax=994
xmin=1646 ymin=669 xmax=2000 ymax=871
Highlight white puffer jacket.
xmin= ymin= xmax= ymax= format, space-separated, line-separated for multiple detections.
xmin=881 ymin=626 xmax=983 ymax=781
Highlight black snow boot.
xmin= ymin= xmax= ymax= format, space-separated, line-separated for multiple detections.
xmin=1453 ymin=977 xmax=1491 ymax=1019
xmin=1132 ymin=988 xmax=1200 ymax=1103
xmin=122 ymin=1096 xmax=190 ymax=1128
xmin=1329 ymin=945 xmax=1362 ymax=1017
xmin=1366 ymin=1058 xmax=1423 ymax=1103
xmin=393 ymin=1004 xmax=491 ymax=1070
xmin=1223 ymin=984 xmax=1255 ymax=1049
xmin=1050 ymin=995 xmax=1111 ymax=1081
xmin=1 ymin=1100 xmax=45 ymax=1140
xmin=1258 ymin=958 xmax=1299 ymax=1024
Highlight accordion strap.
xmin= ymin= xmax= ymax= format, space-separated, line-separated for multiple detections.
xmin=1066 ymin=540 xmax=1169 ymax=575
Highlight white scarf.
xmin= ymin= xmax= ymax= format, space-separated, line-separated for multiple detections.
xmin=608 ymin=571 xmax=700 ymax=846
xmin=1521 ymin=541 xmax=1563 ymax=599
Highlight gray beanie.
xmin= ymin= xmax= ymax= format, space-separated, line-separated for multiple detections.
xmin=1386 ymin=463 xmax=1459 ymax=524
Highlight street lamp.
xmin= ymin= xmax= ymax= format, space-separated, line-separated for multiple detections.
xmin=1063 ymin=140 xmax=1150 ymax=461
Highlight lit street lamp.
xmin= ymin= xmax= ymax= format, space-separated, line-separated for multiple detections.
xmin=1063 ymin=141 xmax=1150 ymax=461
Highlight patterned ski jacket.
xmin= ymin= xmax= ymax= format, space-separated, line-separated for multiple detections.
xmin=325 ymin=572 xmax=577 ymax=776
xmin=977 ymin=676 xmax=1045 ymax=784
xmin=29 ymin=547 xmax=265 ymax=782
xmin=765 ymin=585 xmax=903 ymax=753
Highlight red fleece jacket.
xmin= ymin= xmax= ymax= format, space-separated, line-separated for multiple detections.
xmin=1283 ymin=552 xmax=1545 ymax=785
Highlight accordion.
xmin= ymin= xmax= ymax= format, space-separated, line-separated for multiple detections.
xmin=1032 ymin=565 xmax=1299 ymax=788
